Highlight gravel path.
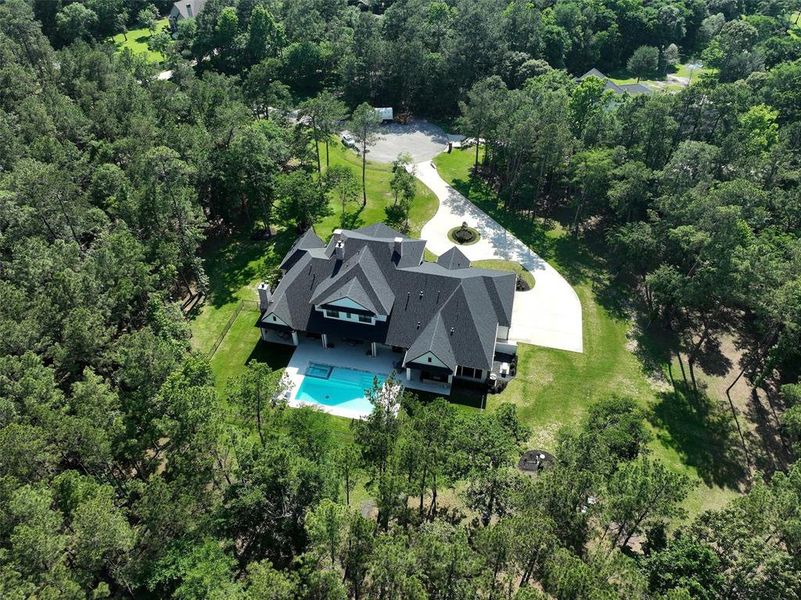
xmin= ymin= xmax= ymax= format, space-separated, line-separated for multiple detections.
xmin=416 ymin=161 xmax=583 ymax=353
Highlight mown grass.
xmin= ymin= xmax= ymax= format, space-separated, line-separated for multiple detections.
xmin=433 ymin=147 xmax=742 ymax=518
xmin=587 ymin=62 xmax=713 ymax=90
xmin=190 ymin=141 xmax=439 ymax=451
xmin=111 ymin=18 xmax=169 ymax=63
xmin=471 ymin=259 xmax=536 ymax=289
xmin=315 ymin=140 xmax=439 ymax=239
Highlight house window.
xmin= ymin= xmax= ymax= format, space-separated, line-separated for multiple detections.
xmin=358 ymin=315 xmax=372 ymax=324
xmin=459 ymin=366 xmax=476 ymax=378
xmin=325 ymin=310 xmax=340 ymax=318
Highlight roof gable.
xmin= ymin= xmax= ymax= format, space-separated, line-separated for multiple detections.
xmin=310 ymin=247 xmax=395 ymax=315
xmin=404 ymin=313 xmax=457 ymax=370
xmin=437 ymin=247 xmax=470 ymax=270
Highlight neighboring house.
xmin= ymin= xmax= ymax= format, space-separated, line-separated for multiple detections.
xmin=169 ymin=0 xmax=206 ymax=29
xmin=578 ymin=68 xmax=653 ymax=96
xmin=256 ymin=224 xmax=517 ymax=392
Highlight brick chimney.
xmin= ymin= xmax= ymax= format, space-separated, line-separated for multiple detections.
xmin=257 ymin=282 xmax=272 ymax=311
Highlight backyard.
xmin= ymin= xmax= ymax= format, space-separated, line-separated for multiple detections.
xmin=602 ymin=60 xmax=714 ymax=92
xmin=189 ymin=141 xmax=438 ymax=445
xmin=110 ymin=18 xmax=169 ymax=63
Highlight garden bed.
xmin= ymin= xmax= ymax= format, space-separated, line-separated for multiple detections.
xmin=447 ymin=223 xmax=480 ymax=245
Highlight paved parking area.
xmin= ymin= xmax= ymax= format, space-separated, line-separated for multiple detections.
xmin=346 ymin=120 xmax=461 ymax=163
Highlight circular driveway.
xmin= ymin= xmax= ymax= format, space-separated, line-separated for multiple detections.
xmin=416 ymin=161 xmax=584 ymax=353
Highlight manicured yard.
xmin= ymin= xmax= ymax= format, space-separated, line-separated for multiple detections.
xmin=315 ymin=140 xmax=439 ymax=239
xmin=111 ymin=18 xmax=169 ymax=63
xmin=434 ymin=148 xmax=741 ymax=518
xmin=191 ymin=139 xmax=438 ymax=403
xmin=471 ymin=259 xmax=535 ymax=289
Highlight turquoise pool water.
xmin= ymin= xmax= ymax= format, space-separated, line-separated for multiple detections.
xmin=296 ymin=363 xmax=385 ymax=416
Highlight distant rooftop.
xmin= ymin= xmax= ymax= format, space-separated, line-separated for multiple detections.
xmin=578 ymin=68 xmax=653 ymax=96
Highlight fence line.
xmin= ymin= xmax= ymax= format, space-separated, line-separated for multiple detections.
xmin=207 ymin=299 xmax=260 ymax=359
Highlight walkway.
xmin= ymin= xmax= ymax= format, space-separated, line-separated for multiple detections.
xmin=416 ymin=161 xmax=583 ymax=353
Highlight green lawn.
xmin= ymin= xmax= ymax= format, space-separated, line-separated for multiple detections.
xmin=471 ymin=259 xmax=535 ymax=289
xmin=434 ymin=148 xmax=741 ymax=518
xmin=600 ymin=62 xmax=713 ymax=90
xmin=315 ymin=140 xmax=439 ymax=239
xmin=111 ymin=18 xmax=169 ymax=63
xmin=189 ymin=140 xmax=440 ymax=446
xmin=189 ymin=232 xmax=293 ymax=355
xmin=673 ymin=62 xmax=713 ymax=81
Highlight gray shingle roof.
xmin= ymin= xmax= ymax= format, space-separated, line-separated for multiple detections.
xmin=437 ymin=247 xmax=470 ymax=270
xmin=279 ymin=228 xmax=325 ymax=272
xmin=170 ymin=0 xmax=206 ymax=19
xmin=261 ymin=228 xmax=516 ymax=371
xmin=310 ymin=246 xmax=395 ymax=315
xmin=355 ymin=223 xmax=409 ymax=239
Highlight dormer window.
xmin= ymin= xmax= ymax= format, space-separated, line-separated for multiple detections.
xmin=325 ymin=309 xmax=340 ymax=318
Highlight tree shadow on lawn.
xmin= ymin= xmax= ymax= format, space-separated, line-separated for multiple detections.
xmin=199 ymin=230 xmax=295 ymax=309
xmin=451 ymin=175 xmax=632 ymax=320
xmin=246 ymin=340 xmax=295 ymax=371
xmin=450 ymin=176 xmax=555 ymax=263
xmin=649 ymin=381 xmax=747 ymax=490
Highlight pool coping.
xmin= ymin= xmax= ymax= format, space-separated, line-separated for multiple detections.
xmin=282 ymin=337 xmax=451 ymax=420
xmin=292 ymin=362 xmax=387 ymax=419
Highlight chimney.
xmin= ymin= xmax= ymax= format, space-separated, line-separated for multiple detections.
xmin=393 ymin=236 xmax=403 ymax=258
xmin=331 ymin=229 xmax=345 ymax=260
xmin=257 ymin=282 xmax=272 ymax=311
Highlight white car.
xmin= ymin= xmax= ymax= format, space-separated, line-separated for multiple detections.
xmin=341 ymin=133 xmax=357 ymax=149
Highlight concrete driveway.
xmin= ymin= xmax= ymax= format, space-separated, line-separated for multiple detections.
xmin=416 ymin=161 xmax=583 ymax=353
xmin=355 ymin=120 xmax=460 ymax=163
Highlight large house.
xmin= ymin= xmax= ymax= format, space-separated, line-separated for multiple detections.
xmin=169 ymin=0 xmax=206 ymax=29
xmin=256 ymin=225 xmax=517 ymax=391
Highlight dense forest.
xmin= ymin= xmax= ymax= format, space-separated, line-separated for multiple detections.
xmin=1 ymin=0 xmax=801 ymax=598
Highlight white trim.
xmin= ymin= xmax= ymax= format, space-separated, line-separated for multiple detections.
xmin=263 ymin=312 xmax=289 ymax=327
xmin=405 ymin=351 xmax=449 ymax=369
xmin=326 ymin=297 xmax=370 ymax=311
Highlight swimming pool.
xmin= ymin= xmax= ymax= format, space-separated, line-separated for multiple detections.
xmin=295 ymin=363 xmax=385 ymax=417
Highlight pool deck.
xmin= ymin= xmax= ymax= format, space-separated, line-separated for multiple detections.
xmin=284 ymin=337 xmax=451 ymax=419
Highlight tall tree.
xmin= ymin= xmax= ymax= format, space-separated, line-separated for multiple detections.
xmin=348 ymin=102 xmax=381 ymax=207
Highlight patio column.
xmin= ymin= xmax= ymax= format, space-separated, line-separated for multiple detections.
xmin=291 ymin=331 xmax=299 ymax=345
xmin=321 ymin=333 xmax=328 ymax=349
xmin=260 ymin=328 xmax=268 ymax=341
xmin=447 ymin=374 xmax=453 ymax=384
xmin=406 ymin=367 xmax=411 ymax=381
xmin=371 ymin=342 xmax=377 ymax=357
